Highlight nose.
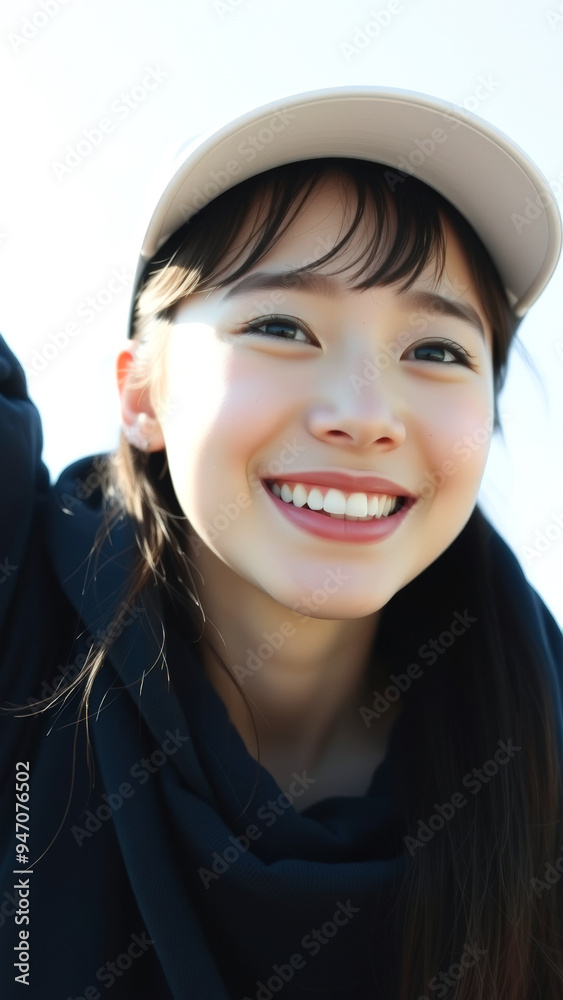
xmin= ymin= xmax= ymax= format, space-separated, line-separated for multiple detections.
xmin=306 ymin=365 xmax=407 ymax=451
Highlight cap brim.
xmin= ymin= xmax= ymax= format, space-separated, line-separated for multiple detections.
xmin=129 ymin=86 xmax=562 ymax=335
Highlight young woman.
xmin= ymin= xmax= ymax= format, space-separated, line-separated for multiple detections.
xmin=1 ymin=86 xmax=562 ymax=999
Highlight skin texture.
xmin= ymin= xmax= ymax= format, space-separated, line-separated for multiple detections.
xmin=116 ymin=176 xmax=495 ymax=802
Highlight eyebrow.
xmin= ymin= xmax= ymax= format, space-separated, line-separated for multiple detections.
xmin=219 ymin=270 xmax=485 ymax=340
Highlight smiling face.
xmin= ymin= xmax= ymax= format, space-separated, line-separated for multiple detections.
xmin=145 ymin=174 xmax=495 ymax=621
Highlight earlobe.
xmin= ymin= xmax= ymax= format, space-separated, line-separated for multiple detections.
xmin=115 ymin=344 xmax=166 ymax=453
xmin=123 ymin=413 xmax=164 ymax=452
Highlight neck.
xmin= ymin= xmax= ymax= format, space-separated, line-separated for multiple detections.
xmin=188 ymin=548 xmax=385 ymax=772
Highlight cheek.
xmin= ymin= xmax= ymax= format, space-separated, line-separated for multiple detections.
xmin=419 ymin=390 xmax=494 ymax=503
xmin=160 ymin=334 xmax=287 ymax=520
xmin=398 ymin=392 xmax=494 ymax=586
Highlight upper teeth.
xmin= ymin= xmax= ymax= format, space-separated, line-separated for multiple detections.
xmin=269 ymin=481 xmax=402 ymax=519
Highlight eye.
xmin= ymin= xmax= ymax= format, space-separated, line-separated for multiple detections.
xmin=406 ymin=339 xmax=477 ymax=368
xmin=239 ymin=318 xmax=478 ymax=370
xmin=240 ymin=315 xmax=314 ymax=344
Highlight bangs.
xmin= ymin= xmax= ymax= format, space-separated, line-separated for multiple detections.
xmin=199 ymin=158 xmax=449 ymax=295
xmin=141 ymin=158 xmax=451 ymax=311
xmin=134 ymin=157 xmax=520 ymax=429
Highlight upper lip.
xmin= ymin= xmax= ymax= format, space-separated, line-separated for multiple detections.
xmin=262 ymin=470 xmax=416 ymax=498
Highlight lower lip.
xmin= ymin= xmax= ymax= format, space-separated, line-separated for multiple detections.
xmin=262 ymin=483 xmax=418 ymax=544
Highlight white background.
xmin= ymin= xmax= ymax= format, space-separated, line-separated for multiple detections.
xmin=0 ymin=0 xmax=562 ymax=624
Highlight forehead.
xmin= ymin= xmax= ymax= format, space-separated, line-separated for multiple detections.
xmin=227 ymin=172 xmax=378 ymax=265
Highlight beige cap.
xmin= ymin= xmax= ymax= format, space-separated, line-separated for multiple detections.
xmin=128 ymin=85 xmax=562 ymax=336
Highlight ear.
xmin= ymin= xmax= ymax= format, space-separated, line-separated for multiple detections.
xmin=115 ymin=341 xmax=166 ymax=453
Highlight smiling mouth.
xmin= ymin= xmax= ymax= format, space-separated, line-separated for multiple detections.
xmin=264 ymin=480 xmax=411 ymax=520
xmin=298 ymin=496 xmax=408 ymax=519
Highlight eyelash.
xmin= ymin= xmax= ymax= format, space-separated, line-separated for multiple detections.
xmin=240 ymin=315 xmax=478 ymax=368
